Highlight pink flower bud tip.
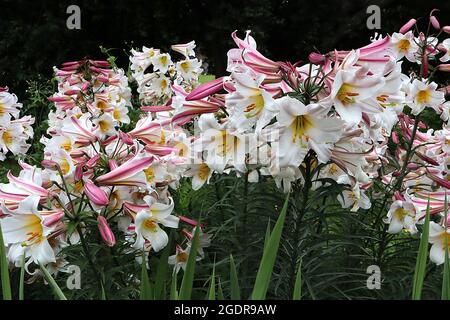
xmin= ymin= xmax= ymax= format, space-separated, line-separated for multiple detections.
xmin=399 ymin=19 xmax=416 ymax=34
xmin=308 ymin=52 xmax=326 ymax=65
xmin=430 ymin=16 xmax=440 ymax=30
xmin=84 ymin=180 xmax=109 ymax=206
xmin=97 ymin=216 xmax=116 ymax=247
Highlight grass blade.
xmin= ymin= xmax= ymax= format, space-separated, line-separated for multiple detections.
xmin=292 ymin=259 xmax=302 ymax=300
xmin=412 ymin=199 xmax=430 ymax=300
xmin=170 ymin=271 xmax=178 ymax=300
xmin=0 ymin=222 xmax=11 ymax=300
xmin=39 ymin=262 xmax=67 ymax=300
xmin=154 ymin=233 xmax=172 ymax=299
xmin=229 ymin=254 xmax=240 ymax=299
xmin=217 ymin=277 xmax=224 ymax=300
xmin=178 ymin=225 xmax=201 ymax=299
xmin=251 ymin=193 xmax=290 ymax=300
xmin=140 ymin=252 xmax=153 ymax=300
xmin=207 ymin=262 xmax=216 ymax=300
xmin=19 ymin=252 xmax=26 ymax=300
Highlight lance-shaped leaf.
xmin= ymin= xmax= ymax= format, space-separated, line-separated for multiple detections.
xmin=251 ymin=193 xmax=290 ymax=300
xmin=412 ymin=199 xmax=430 ymax=300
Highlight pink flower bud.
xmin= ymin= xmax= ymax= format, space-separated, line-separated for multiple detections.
xmin=407 ymin=163 xmax=419 ymax=170
xmin=438 ymin=64 xmax=450 ymax=72
xmin=308 ymin=52 xmax=326 ymax=65
xmin=394 ymin=191 xmax=405 ymax=201
xmin=179 ymin=215 xmax=201 ymax=227
xmin=428 ymin=173 xmax=450 ymax=189
xmin=43 ymin=210 xmax=65 ymax=227
xmin=416 ymin=152 xmax=439 ymax=166
xmin=443 ymin=26 xmax=450 ymax=34
xmin=97 ymin=216 xmax=116 ymax=247
xmin=392 ymin=170 xmax=400 ymax=177
xmin=391 ymin=132 xmax=399 ymax=144
xmin=399 ymin=19 xmax=416 ymax=34
xmin=185 ymin=77 xmax=224 ymax=101
xmin=84 ymin=180 xmax=109 ymax=206
xmin=430 ymin=16 xmax=440 ymax=30
xmin=75 ymin=165 xmax=83 ymax=181
xmin=119 ymin=131 xmax=134 ymax=146
xmin=86 ymin=154 xmax=101 ymax=169
xmin=41 ymin=159 xmax=59 ymax=171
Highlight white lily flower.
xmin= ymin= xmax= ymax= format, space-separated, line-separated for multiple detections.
xmin=134 ymin=196 xmax=179 ymax=252
xmin=0 ymin=195 xmax=56 ymax=266
xmin=409 ymin=79 xmax=445 ymax=115
xmin=226 ymin=72 xmax=277 ymax=133
xmin=390 ymin=31 xmax=419 ymax=62
xmin=384 ymin=199 xmax=422 ymax=234
xmin=274 ymin=96 xmax=343 ymax=167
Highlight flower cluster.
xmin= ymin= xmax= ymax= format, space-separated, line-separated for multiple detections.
xmin=130 ymin=41 xmax=203 ymax=106
xmin=0 ymin=11 xmax=449 ymax=280
xmin=144 ymin=16 xmax=450 ymax=264
xmin=0 ymin=58 xmax=208 ymax=274
xmin=0 ymin=87 xmax=34 ymax=160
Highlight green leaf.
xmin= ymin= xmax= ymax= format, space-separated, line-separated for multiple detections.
xmin=170 ymin=271 xmax=178 ymax=300
xmin=217 ymin=277 xmax=225 ymax=300
xmin=19 ymin=252 xmax=26 ymax=300
xmin=154 ymin=234 xmax=172 ymax=299
xmin=229 ymin=254 xmax=240 ymax=300
xmin=442 ymin=194 xmax=450 ymax=300
xmin=264 ymin=220 xmax=271 ymax=250
xmin=39 ymin=262 xmax=67 ymax=300
xmin=292 ymin=259 xmax=302 ymax=300
xmin=251 ymin=193 xmax=290 ymax=300
xmin=198 ymin=74 xmax=216 ymax=84
xmin=207 ymin=263 xmax=216 ymax=300
xmin=0 ymin=221 xmax=11 ymax=300
xmin=178 ymin=225 xmax=201 ymax=299
xmin=140 ymin=252 xmax=153 ymax=300
xmin=412 ymin=199 xmax=430 ymax=300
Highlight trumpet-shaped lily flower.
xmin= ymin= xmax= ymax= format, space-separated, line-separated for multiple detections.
xmin=0 ymin=195 xmax=56 ymax=266
xmin=328 ymin=65 xmax=385 ymax=124
xmin=272 ymin=96 xmax=343 ymax=168
xmin=134 ymin=196 xmax=179 ymax=252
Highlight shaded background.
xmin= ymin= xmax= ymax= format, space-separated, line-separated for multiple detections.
xmin=0 ymin=0 xmax=449 ymax=98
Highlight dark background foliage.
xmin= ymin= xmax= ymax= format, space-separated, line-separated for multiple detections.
xmin=1 ymin=0 xmax=449 ymax=98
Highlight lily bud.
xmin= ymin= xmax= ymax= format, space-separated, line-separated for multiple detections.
xmin=119 ymin=131 xmax=134 ymax=146
xmin=43 ymin=210 xmax=65 ymax=227
xmin=41 ymin=159 xmax=59 ymax=171
xmin=75 ymin=164 xmax=83 ymax=181
xmin=391 ymin=131 xmax=399 ymax=144
xmin=443 ymin=26 xmax=450 ymax=34
xmin=393 ymin=191 xmax=405 ymax=201
xmin=399 ymin=19 xmax=416 ymax=34
xmin=430 ymin=16 xmax=440 ymax=30
xmin=437 ymin=64 xmax=450 ymax=72
xmin=185 ymin=77 xmax=224 ymax=101
xmin=84 ymin=180 xmax=109 ymax=206
xmin=97 ymin=216 xmax=116 ymax=247
xmin=428 ymin=173 xmax=450 ymax=189
xmin=407 ymin=163 xmax=419 ymax=170
xmin=308 ymin=52 xmax=326 ymax=65
xmin=416 ymin=152 xmax=439 ymax=166
xmin=86 ymin=154 xmax=101 ymax=168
